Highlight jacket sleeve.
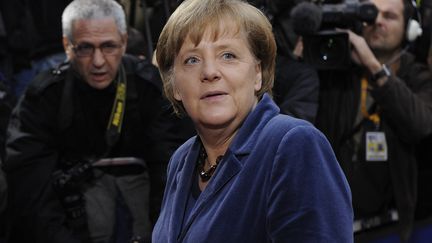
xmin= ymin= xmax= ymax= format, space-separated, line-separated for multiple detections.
xmin=371 ymin=60 xmax=432 ymax=143
xmin=268 ymin=125 xmax=353 ymax=242
xmin=4 ymin=86 xmax=80 ymax=243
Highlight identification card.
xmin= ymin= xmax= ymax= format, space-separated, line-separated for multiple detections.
xmin=366 ymin=131 xmax=388 ymax=161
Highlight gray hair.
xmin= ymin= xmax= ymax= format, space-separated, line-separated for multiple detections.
xmin=62 ymin=0 xmax=127 ymax=40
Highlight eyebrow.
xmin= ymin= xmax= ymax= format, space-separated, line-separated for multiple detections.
xmin=76 ymin=40 xmax=119 ymax=46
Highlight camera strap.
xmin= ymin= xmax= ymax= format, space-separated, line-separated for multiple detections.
xmin=105 ymin=64 xmax=127 ymax=149
xmin=361 ymin=77 xmax=380 ymax=127
xmin=361 ymin=77 xmax=388 ymax=161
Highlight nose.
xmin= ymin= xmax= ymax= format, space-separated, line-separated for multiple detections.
xmin=201 ymin=59 xmax=221 ymax=82
xmin=374 ymin=12 xmax=384 ymax=27
xmin=92 ymin=48 xmax=106 ymax=67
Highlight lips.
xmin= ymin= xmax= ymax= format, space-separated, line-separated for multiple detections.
xmin=91 ymin=72 xmax=108 ymax=82
xmin=200 ymin=91 xmax=227 ymax=99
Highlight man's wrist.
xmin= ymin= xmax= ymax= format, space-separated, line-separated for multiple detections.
xmin=370 ymin=64 xmax=391 ymax=86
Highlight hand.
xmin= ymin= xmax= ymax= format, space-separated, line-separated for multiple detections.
xmin=293 ymin=36 xmax=304 ymax=59
xmin=338 ymin=29 xmax=382 ymax=74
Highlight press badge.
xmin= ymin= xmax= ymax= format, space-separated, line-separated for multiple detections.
xmin=366 ymin=132 xmax=388 ymax=161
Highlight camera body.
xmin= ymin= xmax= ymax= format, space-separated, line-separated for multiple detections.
xmin=52 ymin=160 xmax=94 ymax=221
xmin=51 ymin=157 xmax=146 ymax=222
xmin=302 ymin=0 xmax=378 ymax=70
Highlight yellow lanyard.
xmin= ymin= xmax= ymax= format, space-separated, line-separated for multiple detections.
xmin=106 ymin=64 xmax=127 ymax=147
xmin=361 ymin=77 xmax=380 ymax=126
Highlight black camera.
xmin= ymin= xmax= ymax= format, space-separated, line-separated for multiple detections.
xmin=292 ymin=0 xmax=378 ymax=70
xmin=51 ymin=157 xmax=146 ymax=221
xmin=52 ymin=160 xmax=94 ymax=221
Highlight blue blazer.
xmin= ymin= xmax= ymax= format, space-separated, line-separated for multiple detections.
xmin=153 ymin=94 xmax=353 ymax=243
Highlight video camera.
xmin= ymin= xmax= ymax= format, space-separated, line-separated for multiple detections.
xmin=291 ymin=0 xmax=378 ymax=70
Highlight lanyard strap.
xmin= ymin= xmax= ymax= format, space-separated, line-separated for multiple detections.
xmin=361 ymin=77 xmax=380 ymax=126
xmin=106 ymin=64 xmax=127 ymax=148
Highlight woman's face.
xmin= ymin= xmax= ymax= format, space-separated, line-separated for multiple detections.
xmin=173 ymin=24 xmax=262 ymax=130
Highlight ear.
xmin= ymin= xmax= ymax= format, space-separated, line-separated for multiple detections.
xmin=254 ymin=61 xmax=262 ymax=91
xmin=63 ymin=36 xmax=73 ymax=60
xmin=121 ymin=33 xmax=128 ymax=55
xmin=173 ymin=85 xmax=182 ymax=101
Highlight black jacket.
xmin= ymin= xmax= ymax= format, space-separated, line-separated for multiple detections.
xmin=315 ymin=52 xmax=432 ymax=240
xmin=3 ymin=55 xmax=194 ymax=243
xmin=0 ymin=80 xmax=13 ymax=238
xmin=273 ymin=55 xmax=319 ymax=123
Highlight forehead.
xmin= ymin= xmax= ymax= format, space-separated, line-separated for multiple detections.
xmin=72 ymin=17 xmax=122 ymax=42
xmin=373 ymin=0 xmax=404 ymax=15
xmin=185 ymin=18 xmax=244 ymax=47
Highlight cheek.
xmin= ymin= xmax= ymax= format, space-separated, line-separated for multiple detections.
xmin=172 ymin=69 xmax=192 ymax=101
xmin=73 ymin=60 xmax=87 ymax=74
xmin=173 ymin=80 xmax=194 ymax=102
xmin=395 ymin=27 xmax=405 ymax=42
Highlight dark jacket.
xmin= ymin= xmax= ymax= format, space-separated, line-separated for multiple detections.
xmin=316 ymin=52 xmax=432 ymax=240
xmin=0 ymin=80 xmax=13 ymax=238
xmin=0 ymin=157 xmax=6 ymax=240
xmin=153 ymin=94 xmax=353 ymax=243
xmin=3 ymin=55 xmax=194 ymax=243
xmin=273 ymin=55 xmax=319 ymax=123
xmin=0 ymin=79 xmax=15 ymax=160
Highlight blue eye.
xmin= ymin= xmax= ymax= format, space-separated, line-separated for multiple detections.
xmin=222 ymin=52 xmax=235 ymax=60
xmin=184 ymin=56 xmax=199 ymax=65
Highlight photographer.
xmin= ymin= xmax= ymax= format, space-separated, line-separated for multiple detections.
xmin=3 ymin=0 xmax=193 ymax=242
xmin=314 ymin=0 xmax=432 ymax=240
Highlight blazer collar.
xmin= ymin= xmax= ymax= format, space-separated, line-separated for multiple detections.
xmin=229 ymin=93 xmax=280 ymax=157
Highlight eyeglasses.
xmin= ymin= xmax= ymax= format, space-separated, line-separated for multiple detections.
xmin=71 ymin=42 xmax=122 ymax=57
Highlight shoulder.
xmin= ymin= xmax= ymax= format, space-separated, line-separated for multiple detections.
xmin=266 ymin=114 xmax=316 ymax=136
xmin=262 ymin=115 xmax=329 ymax=151
xmin=25 ymin=62 xmax=69 ymax=98
xmin=275 ymin=55 xmax=318 ymax=90
xmin=401 ymin=52 xmax=431 ymax=82
xmin=122 ymin=54 xmax=162 ymax=91
xmin=276 ymin=55 xmax=317 ymax=78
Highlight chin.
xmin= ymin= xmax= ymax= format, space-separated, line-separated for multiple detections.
xmin=199 ymin=112 xmax=235 ymax=128
xmin=89 ymin=80 xmax=112 ymax=90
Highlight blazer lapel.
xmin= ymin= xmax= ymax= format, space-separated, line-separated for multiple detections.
xmin=178 ymin=149 xmax=242 ymax=241
xmin=170 ymin=142 xmax=200 ymax=242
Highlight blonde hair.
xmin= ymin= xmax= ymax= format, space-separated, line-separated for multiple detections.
xmin=156 ymin=0 xmax=276 ymax=115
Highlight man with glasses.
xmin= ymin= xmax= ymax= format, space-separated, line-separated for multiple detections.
xmin=3 ymin=0 xmax=193 ymax=242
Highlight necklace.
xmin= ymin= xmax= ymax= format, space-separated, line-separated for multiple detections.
xmin=198 ymin=146 xmax=223 ymax=182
